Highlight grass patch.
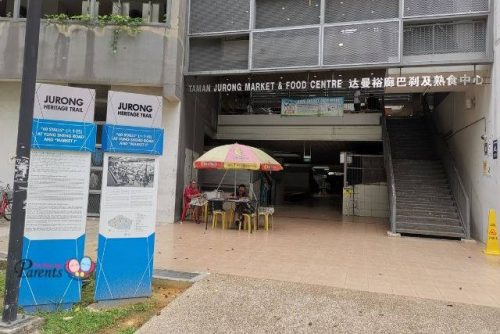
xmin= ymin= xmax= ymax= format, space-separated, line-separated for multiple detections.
xmin=0 ymin=268 xmax=187 ymax=334
xmin=40 ymin=301 xmax=153 ymax=334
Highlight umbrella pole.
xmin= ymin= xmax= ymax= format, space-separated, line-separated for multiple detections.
xmin=216 ymin=169 xmax=228 ymax=192
xmin=249 ymin=172 xmax=258 ymax=231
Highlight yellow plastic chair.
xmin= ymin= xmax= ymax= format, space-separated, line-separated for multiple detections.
xmin=212 ymin=210 xmax=226 ymax=229
xmin=258 ymin=212 xmax=274 ymax=231
xmin=203 ymin=202 xmax=209 ymax=225
xmin=241 ymin=213 xmax=257 ymax=233
xmin=258 ymin=207 xmax=275 ymax=231
xmin=225 ymin=209 xmax=235 ymax=229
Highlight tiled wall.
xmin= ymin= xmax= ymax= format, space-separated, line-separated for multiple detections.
xmin=343 ymin=183 xmax=389 ymax=218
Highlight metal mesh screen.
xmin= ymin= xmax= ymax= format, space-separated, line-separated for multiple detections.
xmin=325 ymin=0 xmax=399 ymax=23
xmin=88 ymin=193 xmax=101 ymax=216
xmin=189 ymin=0 xmax=250 ymax=33
xmin=90 ymin=170 xmax=103 ymax=191
xmin=404 ymin=21 xmax=487 ymax=56
xmin=403 ymin=0 xmax=489 ymax=17
xmin=323 ymin=21 xmax=399 ymax=65
xmin=91 ymin=149 xmax=104 ymax=167
xmin=189 ymin=36 xmax=249 ymax=72
xmin=255 ymin=0 xmax=321 ymax=29
xmin=252 ymin=28 xmax=319 ymax=69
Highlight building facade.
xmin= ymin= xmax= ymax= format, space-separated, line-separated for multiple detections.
xmin=181 ymin=0 xmax=499 ymax=242
xmin=0 ymin=0 xmax=187 ymax=223
xmin=0 ymin=0 xmax=499 ymax=242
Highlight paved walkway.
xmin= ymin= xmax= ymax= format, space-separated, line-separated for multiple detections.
xmin=1 ymin=204 xmax=499 ymax=308
xmin=137 ymin=274 xmax=500 ymax=334
xmin=150 ymin=205 xmax=500 ymax=308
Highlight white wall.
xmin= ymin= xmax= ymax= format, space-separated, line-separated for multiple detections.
xmin=0 ymin=82 xmax=20 ymax=187
xmin=435 ymin=84 xmax=497 ymax=242
xmin=433 ymin=4 xmax=500 ymax=243
xmin=158 ymin=101 xmax=181 ymax=223
xmin=343 ymin=183 xmax=389 ymax=218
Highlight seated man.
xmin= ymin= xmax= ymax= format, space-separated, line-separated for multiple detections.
xmin=179 ymin=180 xmax=201 ymax=224
xmin=233 ymin=184 xmax=254 ymax=225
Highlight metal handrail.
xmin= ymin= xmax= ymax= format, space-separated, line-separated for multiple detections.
xmin=427 ymin=117 xmax=471 ymax=239
xmin=382 ymin=117 xmax=397 ymax=233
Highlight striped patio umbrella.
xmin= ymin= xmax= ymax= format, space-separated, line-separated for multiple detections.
xmin=194 ymin=143 xmax=283 ymax=171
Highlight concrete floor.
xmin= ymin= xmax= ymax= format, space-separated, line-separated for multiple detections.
xmin=137 ymin=273 xmax=500 ymax=334
xmin=0 ymin=202 xmax=499 ymax=309
xmin=153 ymin=203 xmax=500 ymax=308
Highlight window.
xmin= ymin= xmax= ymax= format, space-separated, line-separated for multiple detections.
xmin=0 ymin=0 xmax=15 ymax=18
xmin=99 ymin=0 xmax=169 ymax=23
xmin=9 ymin=0 xmax=168 ymax=23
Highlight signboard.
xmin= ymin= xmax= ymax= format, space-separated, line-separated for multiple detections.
xmin=19 ymin=84 xmax=96 ymax=312
xmin=105 ymin=91 xmax=162 ymax=128
xmin=187 ymin=74 xmax=485 ymax=94
xmin=34 ymin=84 xmax=95 ymax=123
xmin=281 ymin=97 xmax=344 ymax=116
xmin=102 ymin=125 xmax=163 ymax=155
xmin=32 ymin=119 xmax=96 ymax=152
xmin=95 ymin=91 xmax=163 ymax=301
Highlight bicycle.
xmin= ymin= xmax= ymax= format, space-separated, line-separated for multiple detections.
xmin=0 ymin=182 xmax=13 ymax=221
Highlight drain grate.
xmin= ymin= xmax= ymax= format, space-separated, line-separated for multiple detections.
xmin=153 ymin=269 xmax=207 ymax=283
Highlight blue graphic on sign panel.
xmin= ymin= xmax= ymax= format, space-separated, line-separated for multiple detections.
xmin=31 ymin=118 xmax=96 ymax=152
xmin=19 ymin=235 xmax=85 ymax=312
xmin=102 ymin=124 xmax=163 ymax=155
xmin=94 ymin=234 xmax=155 ymax=300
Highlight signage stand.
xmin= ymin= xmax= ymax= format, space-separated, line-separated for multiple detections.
xmin=95 ymin=91 xmax=163 ymax=301
xmin=19 ymin=84 xmax=96 ymax=312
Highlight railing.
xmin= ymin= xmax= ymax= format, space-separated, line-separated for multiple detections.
xmin=382 ymin=117 xmax=397 ymax=233
xmin=427 ymin=117 xmax=471 ymax=239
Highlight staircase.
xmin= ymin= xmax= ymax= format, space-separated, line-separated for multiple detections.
xmin=385 ymin=118 xmax=466 ymax=238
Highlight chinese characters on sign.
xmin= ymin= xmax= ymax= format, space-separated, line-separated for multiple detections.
xmin=188 ymin=74 xmax=484 ymax=93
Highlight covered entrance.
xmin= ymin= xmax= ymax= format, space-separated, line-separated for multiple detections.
xmin=183 ymin=70 xmax=402 ymax=222
xmin=182 ymin=66 xmax=488 ymax=237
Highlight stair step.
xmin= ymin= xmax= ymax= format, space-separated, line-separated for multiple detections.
xmin=394 ymin=172 xmax=447 ymax=177
xmin=396 ymin=202 xmax=457 ymax=211
xmin=394 ymin=173 xmax=447 ymax=178
xmin=393 ymin=163 xmax=443 ymax=168
xmin=396 ymin=227 xmax=465 ymax=238
xmin=395 ymin=182 xmax=450 ymax=189
xmin=394 ymin=163 xmax=443 ymax=167
xmin=395 ymin=177 xmax=450 ymax=188
xmin=396 ymin=215 xmax=462 ymax=225
xmin=396 ymin=190 xmax=452 ymax=196
xmin=397 ymin=200 xmax=456 ymax=208
xmin=396 ymin=191 xmax=453 ymax=198
xmin=396 ymin=189 xmax=452 ymax=196
xmin=397 ymin=220 xmax=464 ymax=231
xmin=397 ymin=209 xmax=459 ymax=219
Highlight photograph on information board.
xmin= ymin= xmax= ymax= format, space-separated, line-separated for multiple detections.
xmin=107 ymin=156 xmax=155 ymax=188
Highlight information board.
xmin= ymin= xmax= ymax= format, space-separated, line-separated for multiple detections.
xmin=19 ymin=84 xmax=96 ymax=312
xmin=95 ymin=91 xmax=163 ymax=301
xmin=281 ymin=97 xmax=344 ymax=116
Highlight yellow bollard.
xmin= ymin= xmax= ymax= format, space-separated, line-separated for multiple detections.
xmin=484 ymin=209 xmax=500 ymax=255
